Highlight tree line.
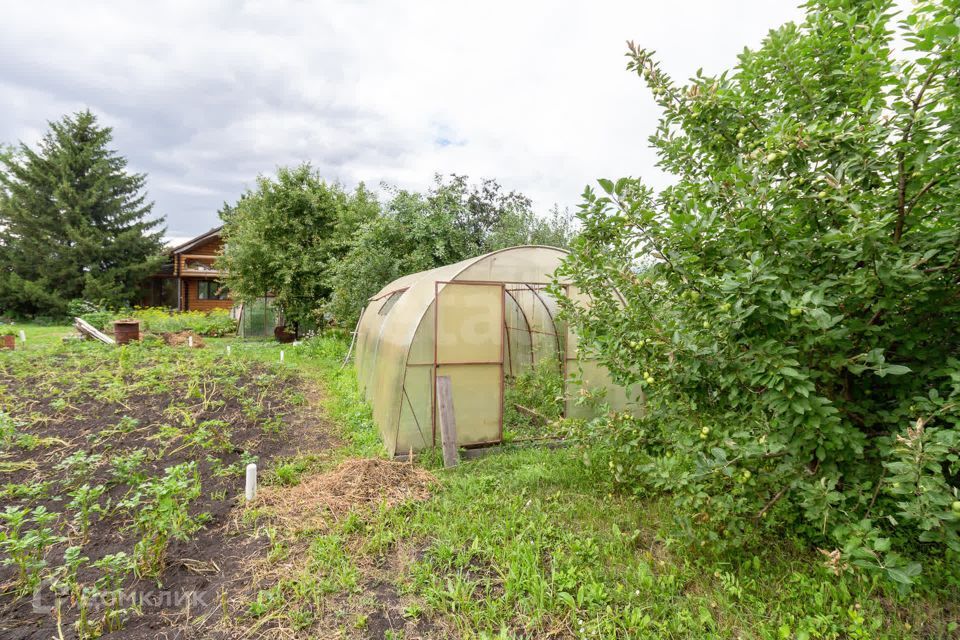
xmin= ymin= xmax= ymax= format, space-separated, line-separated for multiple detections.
xmin=0 ymin=114 xmax=574 ymax=324
xmin=217 ymin=168 xmax=575 ymax=330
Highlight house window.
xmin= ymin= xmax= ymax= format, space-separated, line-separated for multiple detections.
xmin=198 ymin=281 xmax=229 ymax=300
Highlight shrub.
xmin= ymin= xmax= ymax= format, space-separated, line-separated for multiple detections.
xmin=556 ymin=0 xmax=960 ymax=586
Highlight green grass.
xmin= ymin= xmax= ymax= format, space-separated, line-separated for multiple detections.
xmin=228 ymin=332 xmax=958 ymax=639
xmin=280 ymin=444 xmax=953 ymax=639
xmin=0 ymin=323 xmax=73 ymax=349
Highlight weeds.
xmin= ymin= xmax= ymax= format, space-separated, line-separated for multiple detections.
xmin=503 ymin=359 xmax=565 ymax=441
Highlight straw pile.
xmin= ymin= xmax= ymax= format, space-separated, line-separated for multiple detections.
xmin=162 ymin=330 xmax=206 ymax=348
xmin=256 ymin=458 xmax=436 ymax=529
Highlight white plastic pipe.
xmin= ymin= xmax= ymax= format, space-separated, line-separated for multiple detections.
xmin=18 ymin=330 xmax=25 ymax=343
xmin=245 ymin=463 xmax=257 ymax=501
xmin=187 ymin=336 xmax=193 ymax=348
xmin=280 ymin=350 xmax=284 ymax=363
xmin=226 ymin=345 xmax=231 ymax=356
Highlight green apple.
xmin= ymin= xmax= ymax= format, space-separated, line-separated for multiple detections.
xmin=952 ymin=501 xmax=960 ymax=513
xmin=790 ymin=307 xmax=802 ymax=317
xmin=702 ymin=321 xmax=711 ymax=329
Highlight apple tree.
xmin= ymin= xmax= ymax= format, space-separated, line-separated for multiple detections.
xmin=557 ymin=0 xmax=960 ymax=585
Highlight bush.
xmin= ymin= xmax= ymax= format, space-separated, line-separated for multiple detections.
xmin=556 ymin=0 xmax=960 ymax=587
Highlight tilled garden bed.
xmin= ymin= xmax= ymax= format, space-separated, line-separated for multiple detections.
xmin=0 ymin=342 xmax=313 ymax=639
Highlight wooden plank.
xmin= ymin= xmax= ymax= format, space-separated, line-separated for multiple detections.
xmin=515 ymin=404 xmax=549 ymax=425
xmin=435 ymin=375 xmax=459 ymax=467
xmin=73 ymin=317 xmax=115 ymax=345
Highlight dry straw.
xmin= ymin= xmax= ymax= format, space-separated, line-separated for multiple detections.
xmin=255 ymin=458 xmax=436 ymax=530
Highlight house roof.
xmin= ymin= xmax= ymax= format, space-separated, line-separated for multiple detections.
xmin=169 ymin=226 xmax=223 ymax=255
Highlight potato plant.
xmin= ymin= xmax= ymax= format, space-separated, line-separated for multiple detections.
xmin=0 ymin=338 xmax=299 ymax=636
xmin=119 ymin=462 xmax=206 ymax=577
xmin=0 ymin=505 xmax=63 ymax=594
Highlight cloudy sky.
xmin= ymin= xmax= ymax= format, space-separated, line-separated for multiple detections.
xmin=0 ymin=1 xmax=809 ymax=240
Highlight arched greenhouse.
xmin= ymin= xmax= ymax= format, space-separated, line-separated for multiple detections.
xmin=354 ymin=245 xmax=641 ymax=456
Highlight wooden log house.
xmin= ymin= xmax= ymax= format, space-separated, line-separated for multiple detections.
xmin=141 ymin=226 xmax=233 ymax=311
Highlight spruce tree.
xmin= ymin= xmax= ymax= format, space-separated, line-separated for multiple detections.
xmin=0 ymin=110 xmax=165 ymax=318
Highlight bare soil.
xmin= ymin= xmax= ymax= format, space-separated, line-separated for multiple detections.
xmin=0 ymin=361 xmax=334 ymax=639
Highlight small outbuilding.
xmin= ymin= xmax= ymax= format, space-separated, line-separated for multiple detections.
xmin=354 ymin=246 xmax=640 ymax=456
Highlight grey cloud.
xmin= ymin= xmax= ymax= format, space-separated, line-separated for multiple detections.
xmin=0 ymin=0 xmax=810 ymax=237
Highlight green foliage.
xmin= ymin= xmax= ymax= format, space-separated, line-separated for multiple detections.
xmin=119 ymin=462 xmax=205 ymax=576
xmin=218 ymin=164 xmax=378 ymax=328
xmin=0 ymin=110 xmax=165 ymax=318
xmin=78 ymin=305 xmax=237 ymax=336
xmin=341 ymin=446 xmax=954 ymax=638
xmin=556 ymin=0 xmax=960 ymax=584
xmin=67 ymin=483 xmax=107 ymax=540
xmin=503 ymin=359 xmax=565 ymax=440
xmin=328 ymin=175 xmax=576 ymax=328
xmin=0 ymin=505 xmax=63 ymax=594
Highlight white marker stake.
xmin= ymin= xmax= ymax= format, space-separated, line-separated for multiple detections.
xmin=188 ymin=336 xmax=193 ymax=348
xmin=280 ymin=350 xmax=284 ymax=363
xmin=18 ymin=330 xmax=25 ymax=343
xmin=226 ymin=345 xmax=232 ymax=356
xmin=245 ymin=463 xmax=257 ymax=501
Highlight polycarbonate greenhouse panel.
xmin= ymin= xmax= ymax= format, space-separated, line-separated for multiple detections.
xmin=565 ymin=359 xmax=645 ymax=420
xmin=433 ymin=364 xmax=502 ymax=445
xmin=353 ymin=246 xmax=641 ymax=456
xmin=435 ymin=281 xmax=503 ymax=445
xmin=436 ymin=282 xmax=502 ymax=365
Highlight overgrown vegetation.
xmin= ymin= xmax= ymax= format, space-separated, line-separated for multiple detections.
xmin=222 ymin=334 xmax=958 ymax=639
xmin=0 ymin=337 xmax=298 ymax=637
xmin=503 ymin=359 xmax=565 ymax=441
xmin=75 ymin=304 xmax=237 ymax=337
xmin=556 ymin=0 xmax=960 ymax=587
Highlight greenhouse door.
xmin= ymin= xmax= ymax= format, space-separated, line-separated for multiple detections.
xmin=433 ymin=281 xmax=504 ymax=447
